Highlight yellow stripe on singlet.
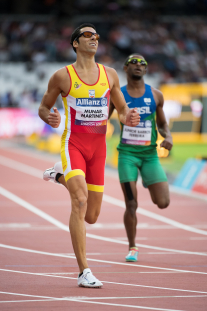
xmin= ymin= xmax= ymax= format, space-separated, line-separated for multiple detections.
xmin=87 ymin=184 xmax=104 ymax=192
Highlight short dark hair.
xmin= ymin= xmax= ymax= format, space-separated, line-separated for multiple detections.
xmin=70 ymin=23 xmax=96 ymax=53
xmin=124 ymin=54 xmax=145 ymax=66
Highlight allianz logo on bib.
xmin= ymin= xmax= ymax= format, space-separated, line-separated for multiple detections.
xmin=76 ymin=98 xmax=108 ymax=107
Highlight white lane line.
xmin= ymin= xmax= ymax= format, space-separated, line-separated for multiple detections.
xmin=103 ymin=194 xmax=207 ymax=236
xmin=0 ymin=223 xmax=31 ymax=228
xmin=1 ymin=268 xmax=207 ymax=295
xmin=0 ymin=186 xmax=206 ymax=257
xmin=43 ymin=272 xmax=76 ymax=275
xmin=1 ymin=145 xmax=207 ymax=203
xmin=44 ymin=298 xmax=183 ymax=310
xmin=0 ymin=155 xmax=43 ymax=178
xmin=4 ymin=295 xmax=206 ymax=304
xmin=0 ymin=186 xmax=69 ymax=231
xmin=0 ymin=291 xmax=186 ymax=310
xmin=65 ymin=295 xmax=207 ymax=299
xmin=85 ymin=232 xmax=207 ymax=256
xmin=5 ymin=296 xmax=206 ymax=304
xmin=0 ymin=186 xmax=207 ymax=257
xmin=0 ymin=223 xmax=60 ymax=231
xmin=0 ymin=291 xmax=62 ymax=301
xmin=1 ymin=243 xmax=207 ymax=276
xmin=0 ymin=299 xmax=56 ymax=303
xmin=0 ymin=155 xmax=207 ymax=236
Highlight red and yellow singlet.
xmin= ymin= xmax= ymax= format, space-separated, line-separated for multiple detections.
xmin=61 ymin=63 xmax=110 ymax=191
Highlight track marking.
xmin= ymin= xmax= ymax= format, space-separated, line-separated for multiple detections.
xmin=0 ymin=223 xmax=60 ymax=231
xmin=66 ymin=295 xmax=207 ymax=300
xmin=1 ymin=144 xmax=207 ymax=202
xmin=3 ymin=295 xmax=206 ymax=304
xmin=0 ymin=291 xmax=192 ymax=310
xmin=103 ymin=194 xmax=207 ymax=236
xmin=0 ymin=155 xmax=42 ymax=178
xmin=0 ymin=299 xmax=56 ymax=303
xmin=190 ymin=237 xmax=207 ymax=240
xmin=0 ymin=155 xmax=207 ymax=235
xmin=1 ymin=244 xmax=207 ymax=275
xmin=2 ymin=268 xmax=207 ymax=297
xmin=1 ymin=186 xmax=207 ymax=256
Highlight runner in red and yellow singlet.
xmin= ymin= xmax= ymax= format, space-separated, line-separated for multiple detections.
xmin=39 ymin=23 xmax=140 ymax=288
xmin=61 ymin=63 xmax=110 ymax=191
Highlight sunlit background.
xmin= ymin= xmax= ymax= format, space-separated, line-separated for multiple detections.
xmin=0 ymin=0 xmax=207 ymax=195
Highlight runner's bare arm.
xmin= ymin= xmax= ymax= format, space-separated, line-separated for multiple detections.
xmin=106 ymin=67 xmax=140 ymax=126
xmin=153 ymin=88 xmax=173 ymax=150
xmin=38 ymin=68 xmax=69 ymax=128
xmin=108 ymin=100 xmax=115 ymax=119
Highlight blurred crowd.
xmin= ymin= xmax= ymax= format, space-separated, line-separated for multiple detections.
xmin=1 ymin=0 xmax=207 ymax=108
xmin=0 ymin=89 xmax=42 ymax=109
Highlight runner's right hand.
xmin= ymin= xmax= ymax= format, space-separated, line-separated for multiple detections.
xmin=48 ymin=107 xmax=61 ymax=128
xmin=126 ymin=108 xmax=140 ymax=127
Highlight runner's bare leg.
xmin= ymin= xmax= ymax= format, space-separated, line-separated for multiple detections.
xmin=66 ymin=175 xmax=103 ymax=272
xmin=121 ymin=181 xmax=138 ymax=248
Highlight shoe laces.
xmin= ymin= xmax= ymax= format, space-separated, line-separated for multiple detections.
xmin=129 ymin=248 xmax=138 ymax=256
xmin=83 ymin=271 xmax=98 ymax=283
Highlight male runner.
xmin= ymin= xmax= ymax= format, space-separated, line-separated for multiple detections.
xmin=109 ymin=54 xmax=173 ymax=261
xmin=39 ymin=25 xmax=140 ymax=288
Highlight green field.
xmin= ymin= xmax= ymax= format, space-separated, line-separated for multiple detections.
xmin=106 ymin=135 xmax=207 ymax=178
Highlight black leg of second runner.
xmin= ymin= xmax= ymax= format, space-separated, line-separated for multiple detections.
xmin=121 ymin=181 xmax=138 ymax=248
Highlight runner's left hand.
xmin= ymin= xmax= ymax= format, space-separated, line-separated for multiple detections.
xmin=126 ymin=108 xmax=140 ymax=127
xmin=160 ymin=136 xmax=173 ymax=150
xmin=48 ymin=107 xmax=61 ymax=128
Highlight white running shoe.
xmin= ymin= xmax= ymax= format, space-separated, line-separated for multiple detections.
xmin=78 ymin=268 xmax=103 ymax=288
xmin=43 ymin=167 xmax=59 ymax=183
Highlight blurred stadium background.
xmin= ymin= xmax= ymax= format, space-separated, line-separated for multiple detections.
xmin=0 ymin=0 xmax=207 ymax=195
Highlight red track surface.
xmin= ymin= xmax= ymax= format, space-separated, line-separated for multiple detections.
xmin=0 ymin=140 xmax=207 ymax=311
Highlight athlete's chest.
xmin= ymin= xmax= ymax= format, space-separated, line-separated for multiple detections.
xmin=74 ymin=70 xmax=99 ymax=85
xmin=124 ymin=94 xmax=156 ymax=119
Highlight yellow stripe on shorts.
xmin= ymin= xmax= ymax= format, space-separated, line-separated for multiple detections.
xmin=65 ymin=169 xmax=85 ymax=182
xmin=87 ymin=184 xmax=104 ymax=192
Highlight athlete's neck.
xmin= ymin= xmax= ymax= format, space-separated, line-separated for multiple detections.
xmin=126 ymin=78 xmax=145 ymax=98
xmin=74 ymin=53 xmax=97 ymax=71
xmin=73 ymin=54 xmax=99 ymax=85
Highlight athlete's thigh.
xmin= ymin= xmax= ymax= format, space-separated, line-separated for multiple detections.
xmin=148 ymin=181 xmax=170 ymax=208
xmin=85 ymin=153 xmax=106 ymax=192
xmin=140 ymin=154 xmax=167 ymax=187
xmin=67 ymin=174 xmax=88 ymax=202
xmin=61 ymin=139 xmax=86 ymax=183
xmin=118 ymin=152 xmax=139 ymax=184
xmin=85 ymin=149 xmax=105 ymax=223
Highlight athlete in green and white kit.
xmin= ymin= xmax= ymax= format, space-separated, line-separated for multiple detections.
xmin=109 ymin=54 xmax=173 ymax=261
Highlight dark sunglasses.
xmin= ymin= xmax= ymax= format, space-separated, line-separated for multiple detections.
xmin=74 ymin=31 xmax=100 ymax=42
xmin=127 ymin=58 xmax=148 ymax=66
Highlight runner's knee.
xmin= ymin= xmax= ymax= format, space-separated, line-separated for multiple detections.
xmin=126 ymin=200 xmax=138 ymax=216
xmin=71 ymin=193 xmax=88 ymax=218
xmin=85 ymin=211 xmax=99 ymax=224
xmin=157 ymin=197 xmax=170 ymax=209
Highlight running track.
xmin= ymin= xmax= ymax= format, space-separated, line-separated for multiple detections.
xmin=0 ymin=139 xmax=207 ymax=311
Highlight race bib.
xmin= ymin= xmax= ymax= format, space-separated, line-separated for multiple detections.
xmin=122 ymin=120 xmax=152 ymax=145
xmin=75 ymin=98 xmax=108 ymax=126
